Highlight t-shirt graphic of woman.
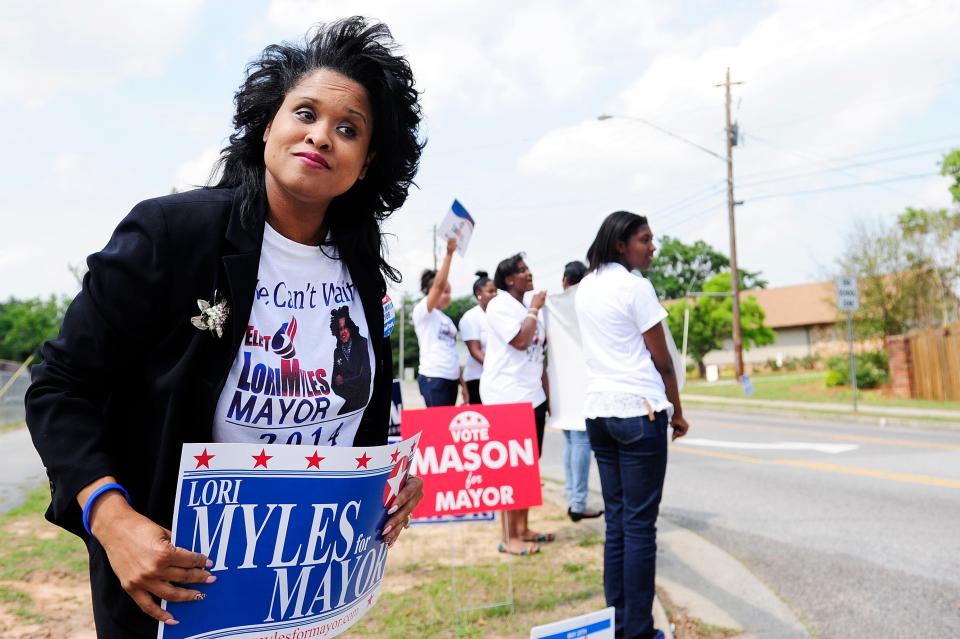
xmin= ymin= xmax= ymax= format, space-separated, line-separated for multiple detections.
xmin=330 ymin=305 xmax=372 ymax=414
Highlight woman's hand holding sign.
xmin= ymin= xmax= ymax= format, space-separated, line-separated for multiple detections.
xmin=381 ymin=475 xmax=424 ymax=546
xmin=81 ymin=477 xmax=214 ymax=626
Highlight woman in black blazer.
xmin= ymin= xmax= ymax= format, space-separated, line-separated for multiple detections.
xmin=25 ymin=17 xmax=424 ymax=637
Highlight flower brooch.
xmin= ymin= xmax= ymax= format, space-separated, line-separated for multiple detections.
xmin=190 ymin=292 xmax=230 ymax=338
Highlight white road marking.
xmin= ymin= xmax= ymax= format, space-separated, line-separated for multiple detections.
xmin=676 ymin=438 xmax=858 ymax=455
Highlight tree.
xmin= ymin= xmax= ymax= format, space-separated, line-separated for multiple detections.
xmin=834 ymin=217 xmax=950 ymax=338
xmin=898 ymin=207 xmax=960 ymax=325
xmin=664 ymin=271 xmax=775 ymax=376
xmin=942 ymin=148 xmax=960 ymax=204
xmin=388 ymin=294 xmax=476 ymax=376
xmin=0 ymin=296 xmax=69 ymax=362
xmin=649 ymin=235 xmax=767 ymax=300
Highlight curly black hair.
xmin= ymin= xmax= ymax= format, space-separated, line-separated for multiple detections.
xmin=211 ymin=16 xmax=424 ymax=285
xmin=329 ymin=305 xmax=361 ymax=339
xmin=494 ymin=253 xmax=526 ymax=290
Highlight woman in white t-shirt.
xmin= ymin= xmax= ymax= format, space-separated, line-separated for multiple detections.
xmin=575 ymin=211 xmax=689 ymax=639
xmin=481 ymin=253 xmax=553 ymax=555
xmin=413 ymin=237 xmax=461 ymax=406
xmin=459 ymin=270 xmax=497 ymax=404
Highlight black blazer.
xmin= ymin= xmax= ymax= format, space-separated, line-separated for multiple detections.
xmin=25 ymin=187 xmax=393 ymax=635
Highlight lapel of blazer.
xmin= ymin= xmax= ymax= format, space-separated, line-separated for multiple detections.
xmin=205 ymin=191 xmax=264 ymax=401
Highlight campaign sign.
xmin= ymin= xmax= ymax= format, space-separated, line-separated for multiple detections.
xmin=438 ymin=199 xmax=475 ymax=256
xmin=388 ymin=379 xmax=402 ymax=441
xmin=158 ymin=436 xmax=419 ymax=639
xmin=530 ymin=607 xmax=615 ymax=639
xmin=401 ymin=404 xmax=542 ymax=519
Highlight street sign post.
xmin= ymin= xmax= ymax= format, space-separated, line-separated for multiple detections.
xmin=837 ymin=277 xmax=860 ymax=412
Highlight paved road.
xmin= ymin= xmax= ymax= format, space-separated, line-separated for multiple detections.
xmin=0 ymin=426 xmax=46 ymax=512
xmin=543 ymin=408 xmax=960 ymax=638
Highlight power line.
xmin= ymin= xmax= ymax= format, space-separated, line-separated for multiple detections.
xmin=745 ymin=172 xmax=937 ymax=202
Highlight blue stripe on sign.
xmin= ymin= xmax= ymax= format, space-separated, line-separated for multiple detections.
xmin=537 ymin=618 xmax=612 ymax=639
xmin=450 ymin=199 xmax=475 ymax=225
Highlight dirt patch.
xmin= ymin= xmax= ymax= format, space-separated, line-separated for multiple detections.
xmin=0 ymin=572 xmax=94 ymax=639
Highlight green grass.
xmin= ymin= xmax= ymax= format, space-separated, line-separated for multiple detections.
xmin=0 ymin=421 xmax=26 ymax=435
xmin=576 ymin=535 xmax=604 ymax=548
xmin=0 ymin=486 xmax=88 ymax=582
xmin=684 ymin=371 xmax=960 ymax=412
xmin=351 ymin=558 xmax=604 ymax=638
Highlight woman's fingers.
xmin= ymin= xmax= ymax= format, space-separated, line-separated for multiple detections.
xmin=382 ymin=476 xmax=424 ymax=545
xmin=162 ymin=565 xmax=216 ymax=585
xmin=130 ymin=588 xmax=177 ymax=624
xmin=165 ymin=540 xmax=213 ymax=570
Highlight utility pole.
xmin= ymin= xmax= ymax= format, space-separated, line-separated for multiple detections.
xmin=716 ymin=67 xmax=745 ymax=379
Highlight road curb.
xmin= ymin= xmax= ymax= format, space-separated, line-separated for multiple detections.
xmin=682 ymin=396 xmax=960 ymax=431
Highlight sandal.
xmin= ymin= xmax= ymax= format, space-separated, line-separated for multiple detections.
xmin=521 ymin=532 xmax=555 ymax=543
xmin=497 ymin=542 xmax=540 ymax=556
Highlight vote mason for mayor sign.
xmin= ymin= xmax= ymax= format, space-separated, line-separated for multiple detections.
xmin=401 ymin=404 xmax=543 ymax=518
xmin=158 ymin=436 xmax=418 ymax=639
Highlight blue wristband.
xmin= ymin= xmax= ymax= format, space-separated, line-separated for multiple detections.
xmin=82 ymin=483 xmax=130 ymax=537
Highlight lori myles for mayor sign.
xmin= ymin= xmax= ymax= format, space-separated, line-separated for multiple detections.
xmin=402 ymin=404 xmax=542 ymax=518
xmin=158 ymin=436 xmax=419 ymax=639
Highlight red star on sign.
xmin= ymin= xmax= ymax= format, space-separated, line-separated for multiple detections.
xmin=390 ymin=449 xmax=400 ymax=463
xmin=305 ymin=451 xmax=325 ymax=469
xmin=355 ymin=451 xmax=372 ymax=469
xmin=193 ymin=448 xmax=215 ymax=469
xmin=252 ymin=449 xmax=273 ymax=469
xmin=367 ymin=594 xmax=374 ymax=606
xmin=383 ymin=456 xmax=409 ymax=510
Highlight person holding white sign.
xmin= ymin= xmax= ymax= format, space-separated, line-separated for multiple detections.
xmin=25 ymin=18 xmax=425 ymax=637
xmin=575 ymin=211 xmax=689 ymax=639
xmin=481 ymin=253 xmax=553 ymax=555
xmin=413 ymin=237 xmax=463 ymax=406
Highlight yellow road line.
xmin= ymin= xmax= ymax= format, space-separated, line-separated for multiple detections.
xmin=673 ymin=446 xmax=960 ymax=489
xmin=701 ymin=420 xmax=960 ymax=451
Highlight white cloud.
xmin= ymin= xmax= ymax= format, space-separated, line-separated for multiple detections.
xmin=264 ymin=0 xmax=677 ymax=114
xmin=0 ymin=0 xmax=205 ymax=108
xmin=517 ymin=0 xmax=960 ymax=287
xmin=174 ymin=146 xmax=222 ymax=192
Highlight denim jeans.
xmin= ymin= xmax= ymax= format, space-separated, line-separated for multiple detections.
xmin=417 ymin=375 xmax=459 ymax=407
xmin=563 ymin=429 xmax=592 ymax=512
xmin=586 ymin=412 xmax=668 ymax=639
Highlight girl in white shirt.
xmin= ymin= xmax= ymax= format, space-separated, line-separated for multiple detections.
xmin=413 ymin=238 xmax=461 ymax=406
xmin=460 ymin=270 xmax=497 ymax=404
xmin=575 ymin=211 xmax=689 ymax=639
xmin=481 ymin=253 xmax=553 ymax=555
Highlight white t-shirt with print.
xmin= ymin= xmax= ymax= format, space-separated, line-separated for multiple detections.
xmin=212 ymin=224 xmax=374 ymax=447
xmin=480 ymin=292 xmax=546 ymax=406
xmin=575 ymin=262 xmax=669 ymax=405
xmin=412 ymin=298 xmax=459 ymax=380
xmin=458 ymin=304 xmax=488 ymax=382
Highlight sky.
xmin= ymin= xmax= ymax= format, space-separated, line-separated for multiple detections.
xmin=2 ymin=0 xmax=959 ymax=301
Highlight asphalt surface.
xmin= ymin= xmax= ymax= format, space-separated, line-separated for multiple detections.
xmin=0 ymin=426 xmax=46 ymax=513
xmin=543 ymin=408 xmax=960 ymax=638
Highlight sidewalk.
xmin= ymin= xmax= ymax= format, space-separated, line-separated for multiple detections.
xmin=0 ymin=425 xmax=46 ymax=513
xmin=539 ymin=462 xmax=811 ymax=639
xmin=682 ymin=393 xmax=960 ymax=427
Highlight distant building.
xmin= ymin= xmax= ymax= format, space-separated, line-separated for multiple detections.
xmin=675 ymin=281 xmax=848 ymax=368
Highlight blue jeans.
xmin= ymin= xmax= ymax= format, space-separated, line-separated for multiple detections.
xmin=563 ymin=429 xmax=592 ymax=512
xmin=586 ymin=413 xmax=668 ymax=639
xmin=417 ymin=375 xmax=459 ymax=407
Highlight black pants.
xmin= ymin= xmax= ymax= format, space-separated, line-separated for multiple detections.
xmin=533 ymin=401 xmax=547 ymax=457
xmin=465 ymin=379 xmax=482 ymax=405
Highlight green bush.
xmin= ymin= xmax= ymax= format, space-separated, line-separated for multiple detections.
xmin=825 ymin=350 xmax=889 ymax=389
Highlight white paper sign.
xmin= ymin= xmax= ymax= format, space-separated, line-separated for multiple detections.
xmin=530 ymin=607 xmax=615 ymax=639
xmin=837 ymin=276 xmax=859 ymax=312
xmin=438 ymin=199 xmax=475 ymax=256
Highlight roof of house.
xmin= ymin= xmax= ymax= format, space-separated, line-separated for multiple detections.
xmin=665 ymin=281 xmax=839 ymax=330
xmin=743 ymin=281 xmax=838 ymax=329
